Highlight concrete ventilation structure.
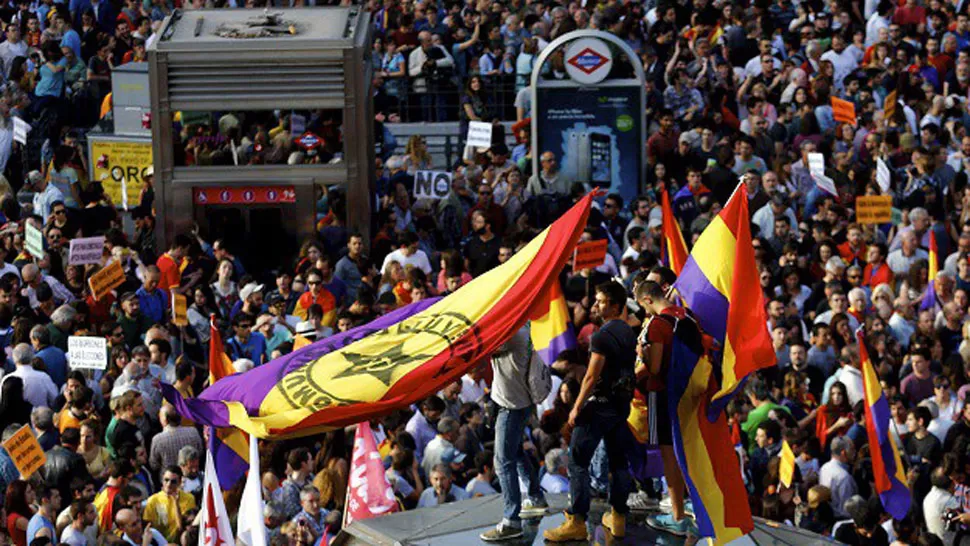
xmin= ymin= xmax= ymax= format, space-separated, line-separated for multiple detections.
xmin=147 ymin=7 xmax=373 ymax=270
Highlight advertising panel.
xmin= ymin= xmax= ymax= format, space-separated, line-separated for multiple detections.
xmin=535 ymin=85 xmax=642 ymax=205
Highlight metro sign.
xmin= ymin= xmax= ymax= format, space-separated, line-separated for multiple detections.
xmin=568 ymin=48 xmax=609 ymax=75
xmin=563 ymin=38 xmax=613 ymax=84
xmin=294 ymin=131 xmax=322 ymax=151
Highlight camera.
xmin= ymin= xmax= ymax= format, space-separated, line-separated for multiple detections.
xmin=943 ymin=509 xmax=961 ymax=531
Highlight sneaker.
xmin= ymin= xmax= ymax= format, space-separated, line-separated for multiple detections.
xmin=627 ymin=490 xmax=659 ymax=512
xmin=659 ymin=496 xmax=694 ymax=517
xmin=480 ymin=522 xmax=523 ymax=542
xmin=520 ymin=497 xmax=549 ymax=518
xmin=646 ymin=514 xmax=692 ymax=537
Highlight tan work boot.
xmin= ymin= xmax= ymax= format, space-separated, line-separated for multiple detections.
xmin=543 ymin=512 xmax=588 ymax=542
xmin=601 ymin=509 xmax=626 ymax=538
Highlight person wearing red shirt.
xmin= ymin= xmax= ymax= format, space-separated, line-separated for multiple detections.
xmin=863 ymin=243 xmax=895 ymax=288
xmin=155 ymin=234 xmax=191 ymax=293
xmin=837 ymin=224 xmax=866 ymax=266
xmin=893 ymin=0 xmax=926 ymax=27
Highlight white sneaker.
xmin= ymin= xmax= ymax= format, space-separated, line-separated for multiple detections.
xmin=658 ymin=496 xmax=694 ymax=516
xmin=626 ymin=490 xmax=658 ymax=512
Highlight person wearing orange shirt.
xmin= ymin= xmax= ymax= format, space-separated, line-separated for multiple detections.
xmin=294 ymin=268 xmax=337 ymax=326
xmin=863 ymin=243 xmax=894 ymax=288
xmin=837 ymin=223 xmax=866 ymax=266
xmin=155 ymin=234 xmax=191 ymax=293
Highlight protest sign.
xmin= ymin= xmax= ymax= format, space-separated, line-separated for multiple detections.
xmin=25 ymin=222 xmax=43 ymax=259
xmin=831 ymin=97 xmax=857 ymax=125
xmin=856 ymin=196 xmax=893 ymax=224
xmin=572 ymin=239 xmax=608 ymax=271
xmin=2 ymin=425 xmax=45 ymax=478
xmin=12 ymin=117 xmax=29 ymax=145
xmin=69 ymin=236 xmax=105 ymax=266
xmin=68 ymin=336 xmax=108 ymax=370
xmin=172 ymin=293 xmax=188 ymax=326
xmin=88 ymin=261 xmax=126 ymax=301
xmin=466 ymin=121 xmax=493 ymax=148
xmin=414 ymin=171 xmax=452 ymax=200
xmin=876 ymin=158 xmax=892 ymax=193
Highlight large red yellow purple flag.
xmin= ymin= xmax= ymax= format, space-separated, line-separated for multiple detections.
xmin=163 ymin=193 xmax=594 ymax=439
xmin=921 ymin=230 xmax=939 ymax=311
xmin=858 ymin=330 xmax=910 ymax=519
xmin=660 ymin=188 xmax=689 ymax=274
xmin=672 ymin=184 xmax=776 ymax=409
xmin=208 ymin=318 xmax=249 ymax=489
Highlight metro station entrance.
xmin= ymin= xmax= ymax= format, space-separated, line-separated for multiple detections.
xmin=192 ymin=186 xmax=304 ymax=277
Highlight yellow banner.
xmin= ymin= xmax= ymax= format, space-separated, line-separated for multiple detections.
xmin=90 ymin=140 xmax=152 ymax=208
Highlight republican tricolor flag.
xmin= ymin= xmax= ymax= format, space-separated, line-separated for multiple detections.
xmin=208 ymin=317 xmax=249 ymax=489
xmin=673 ymin=183 xmax=776 ymax=408
xmin=163 ymin=193 xmax=594 ymax=439
xmin=858 ymin=330 xmax=910 ymax=519
xmin=920 ymin=230 xmax=940 ymax=311
xmin=660 ymin=188 xmax=689 ymax=274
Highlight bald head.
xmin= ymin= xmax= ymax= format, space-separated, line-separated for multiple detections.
xmin=115 ymin=508 xmax=137 ymax=528
xmin=21 ymin=263 xmax=39 ymax=282
xmin=418 ymin=30 xmax=431 ymax=45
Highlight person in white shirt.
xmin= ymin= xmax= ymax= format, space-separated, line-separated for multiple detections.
xmin=9 ymin=343 xmax=56 ymax=408
xmin=0 ymin=24 xmax=27 ymax=79
xmin=60 ymin=501 xmax=96 ymax=546
xmin=923 ymin=467 xmax=958 ymax=543
xmin=820 ymin=33 xmax=858 ymax=90
xmin=380 ymin=232 xmax=433 ymax=275
xmin=417 ymin=464 xmax=469 ymax=507
xmin=30 ymin=171 xmax=64 ymax=221
xmin=819 ymin=436 xmax=858 ymax=519
xmin=540 ymin=449 xmax=569 ymax=494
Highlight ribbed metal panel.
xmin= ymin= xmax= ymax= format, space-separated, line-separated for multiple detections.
xmin=166 ymin=61 xmax=347 ymax=109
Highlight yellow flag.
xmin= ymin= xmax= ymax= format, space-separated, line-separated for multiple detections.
xmin=779 ymin=439 xmax=796 ymax=488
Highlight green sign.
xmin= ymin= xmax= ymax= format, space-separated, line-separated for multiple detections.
xmin=25 ymin=222 xmax=43 ymax=259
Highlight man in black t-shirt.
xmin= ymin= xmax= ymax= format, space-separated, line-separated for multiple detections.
xmin=544 ymin=281 xmax=636 ymax=543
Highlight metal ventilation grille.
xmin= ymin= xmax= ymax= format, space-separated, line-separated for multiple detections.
xmin=167 ymin=61 xmax=348 ymax=110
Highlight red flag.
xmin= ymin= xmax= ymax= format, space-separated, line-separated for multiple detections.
xmin=344 ymin=422 xmax=399 ymax=528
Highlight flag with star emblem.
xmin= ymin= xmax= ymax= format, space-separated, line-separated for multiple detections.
xmin=162 ymin=192 xmax=595 ymax=439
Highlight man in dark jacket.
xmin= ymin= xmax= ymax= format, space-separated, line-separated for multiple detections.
xmin=42 ymin=428 xmax=92 ymax=501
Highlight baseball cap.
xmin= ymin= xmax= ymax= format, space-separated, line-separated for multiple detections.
xmin=266 ymin=293 xmax=284 ymax=306
xmin=239 ymin=283 xmax=264 ymax=302
xmin=440 ymin=447 xmax=466 ymax=465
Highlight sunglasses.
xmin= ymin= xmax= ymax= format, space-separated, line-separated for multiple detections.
xmin=307 ymin=280 xmax=321 ymax=286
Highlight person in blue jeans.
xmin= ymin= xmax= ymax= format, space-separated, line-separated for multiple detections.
xmin=480 ymin=325 xmax=548 ymax=542
xmin=545 ymin=281 xmax=637 ymax=542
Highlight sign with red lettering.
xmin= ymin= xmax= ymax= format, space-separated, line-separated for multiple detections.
xmin=572 ymin=239 xmax=609 ymax=271
xmin=193 ymin=187 xmax=296 ymax=205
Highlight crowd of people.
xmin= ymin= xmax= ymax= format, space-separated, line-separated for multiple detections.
xmin=0 ymin=0 xmax=965 ymax=544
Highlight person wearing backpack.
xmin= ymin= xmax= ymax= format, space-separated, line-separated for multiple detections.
xmin=544 ymin=281 xmax=637 ymax=543
xmin=479 ymin=324 xmax=550 ymax=542
xmin=636 ymin=279 xmax=703 ymax=538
